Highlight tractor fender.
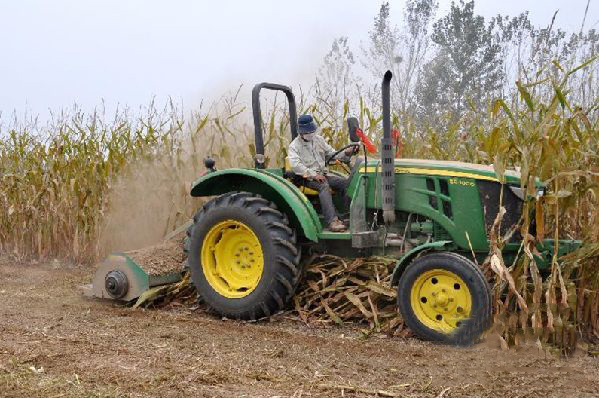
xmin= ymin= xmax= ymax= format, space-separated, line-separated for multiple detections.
xmin=391 ymin=240 xmax=455 ymax=286
xmin=190 ymin=168 xmax=321 ymax=242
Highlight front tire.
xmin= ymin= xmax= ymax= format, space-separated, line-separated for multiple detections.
xmin=397 ymin=252 xmax=492 ymax=346
xmin=187 ymin=192 xmax=301 ymax=320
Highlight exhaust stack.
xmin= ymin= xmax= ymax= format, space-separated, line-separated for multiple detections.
xmin=381 ymin=70 xmax=395 ymax=224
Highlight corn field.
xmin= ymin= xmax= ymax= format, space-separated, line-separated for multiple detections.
xmin=1 ymin=60 xmax=598 ymax=352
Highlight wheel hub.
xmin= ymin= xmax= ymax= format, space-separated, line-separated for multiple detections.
xmin=410 ymin=270 xmax=472 ymax=333
xmin=201 ymin=220 xmax=264 ymax=298
xmin=434 ymin=290 xmax=449 ymax=307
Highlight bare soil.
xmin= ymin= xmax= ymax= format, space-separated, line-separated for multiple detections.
xmin=1 ymin=260 xmax=598 ymax=398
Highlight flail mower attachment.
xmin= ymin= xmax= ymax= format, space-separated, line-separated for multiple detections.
xmin=84 ymin=253 xmax=182 ymax=301
xmin=83 ymin=220 xmax=191 ymax=302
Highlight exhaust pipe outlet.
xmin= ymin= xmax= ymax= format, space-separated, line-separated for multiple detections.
xmin=381 ymin=70 xmax=395 ymax=224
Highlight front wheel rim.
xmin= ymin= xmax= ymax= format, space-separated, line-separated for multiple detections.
xmin=201 ymin=220 xmax=264 ymax=299
xmin=410 ymin=269 xmax=472 ymax=333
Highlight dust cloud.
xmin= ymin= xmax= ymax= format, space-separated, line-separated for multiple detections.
xmin=98 ymin=111 xmax=258 ymax=255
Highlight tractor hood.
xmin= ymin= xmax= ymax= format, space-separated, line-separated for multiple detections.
xmin=360 ymin=158 xmax=522 ymax=185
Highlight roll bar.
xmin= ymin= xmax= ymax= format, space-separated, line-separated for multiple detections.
xmin=251 ymin=83 xmax=298 ymax=169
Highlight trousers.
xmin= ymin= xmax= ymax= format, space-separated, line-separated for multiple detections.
xmin=303 ymin=175 xmax=348 ymax=225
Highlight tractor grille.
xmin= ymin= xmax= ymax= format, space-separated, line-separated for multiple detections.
xmin=425 ymin=177 xmax=453 ymax=220
xmin=477 ymin=181 xmax=523 ymax=240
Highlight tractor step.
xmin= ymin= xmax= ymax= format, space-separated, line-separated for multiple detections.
xmin=317 ymin=231 xmax=351 ymax=240
xmin=351 ymin=231 xmax=379 ymax=248
xmin=317 ymin=231 xmax=380 ymax=248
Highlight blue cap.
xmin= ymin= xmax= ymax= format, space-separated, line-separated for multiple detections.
xmin=298 ymin=114 xmax=317 ymax=135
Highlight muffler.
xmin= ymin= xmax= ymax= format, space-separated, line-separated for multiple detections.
xmin=381 ymin=70 xmax=396 ymax=224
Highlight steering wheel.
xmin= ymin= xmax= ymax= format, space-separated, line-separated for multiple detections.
xmin=325 ymin=143 xmax=361 ymax=165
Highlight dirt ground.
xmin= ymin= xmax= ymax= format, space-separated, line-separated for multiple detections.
xmin=1 ymin=260 xmax=598 ymax=398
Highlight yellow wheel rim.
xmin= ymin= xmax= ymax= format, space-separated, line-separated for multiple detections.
xmin=410 ymin=269 xmax=472 ymax=333
xmin=201 ymin=220 xmax=264 ymax=299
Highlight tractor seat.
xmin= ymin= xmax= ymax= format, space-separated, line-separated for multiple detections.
xmin=283 ymin=158 xmax=321 ymax=196
xmin=283 ymin=157 xmax=363 ymax=196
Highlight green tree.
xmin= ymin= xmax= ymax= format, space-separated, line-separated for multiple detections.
xmin=362 ymin=1 xmax=437 ymax=115
xmin=416 ymin=0 xmax=504 ymax=125
xmin=313 ymin=37 xmax=360 ymax=132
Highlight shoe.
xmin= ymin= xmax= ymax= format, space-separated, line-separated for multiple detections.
xmin=328 ymin=219 xmax=347 ymax=232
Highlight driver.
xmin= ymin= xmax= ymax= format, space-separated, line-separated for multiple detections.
xmin=288 ymin=114 xmax=357 ymax=232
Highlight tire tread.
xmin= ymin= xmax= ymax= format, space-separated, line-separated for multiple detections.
xmin=187 ymin=191 xmax=301 ymax=320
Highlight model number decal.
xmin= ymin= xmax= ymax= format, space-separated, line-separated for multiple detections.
xmin=448 ymin=178 xmax=475 ymax=187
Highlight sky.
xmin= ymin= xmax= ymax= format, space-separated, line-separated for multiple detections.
xmin=0 ymin=0 xmax=596 ymax=121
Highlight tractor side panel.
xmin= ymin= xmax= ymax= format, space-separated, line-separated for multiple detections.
xmin=361 ymin=171 xmax=489 ymax=251
xmin=190 ymin=169 xmax=322 ymax=241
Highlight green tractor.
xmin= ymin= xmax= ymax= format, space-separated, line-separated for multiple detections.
xmin=186 ymin=71 xmax=580 ymax=345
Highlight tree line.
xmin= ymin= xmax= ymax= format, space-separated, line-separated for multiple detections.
xmin=312 ymin=0 xmax=598 ymax=131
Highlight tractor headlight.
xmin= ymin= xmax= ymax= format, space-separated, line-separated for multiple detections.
xmin=536 ymin=187 xmax=545 ymax=199
xmin=204 ymin=157 xmax=216 ymax=173
xmin=509 ymin=185 xmax=545 ymax=201
xmin=508 ymin=185 xmax=525 ymax=201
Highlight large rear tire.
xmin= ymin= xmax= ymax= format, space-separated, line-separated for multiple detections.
xmin=397 ymin=252 xmax=492 ymax=346
xmin=187 ymin=192 xmax=301 ymax=320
